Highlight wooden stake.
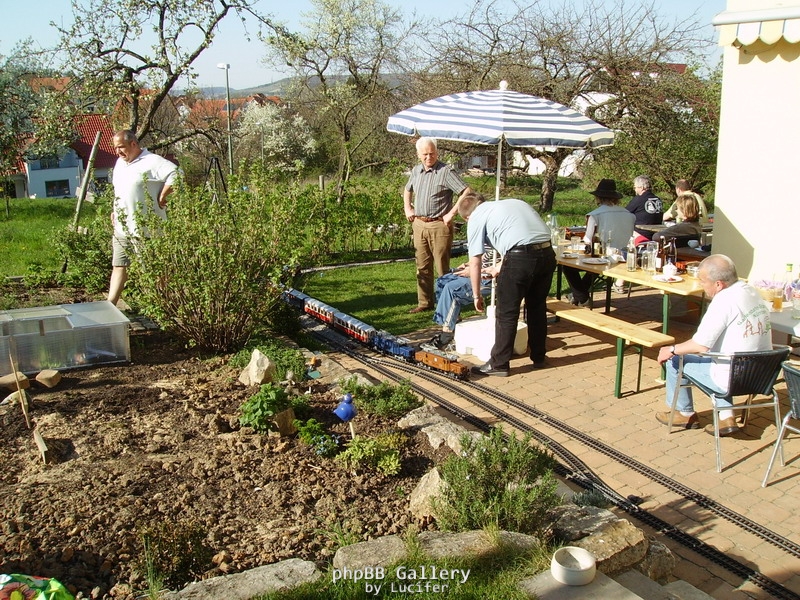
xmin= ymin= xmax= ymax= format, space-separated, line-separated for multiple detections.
xmin=33 ymin=427 xmax=49 ymax=464
xmin=9 ymin=345 xmax=30 ymax=429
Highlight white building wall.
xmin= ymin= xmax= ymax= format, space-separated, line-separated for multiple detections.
xmin=714 ymin=0 xmax=800 ymax=280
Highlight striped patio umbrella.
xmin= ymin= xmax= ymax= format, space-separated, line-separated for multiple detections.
xmin=387 ymin=81 xmax=614 ymax=200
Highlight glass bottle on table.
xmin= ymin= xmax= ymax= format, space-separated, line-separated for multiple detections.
xmin=784 ymin=263 xmax=794 ymax=301
xmin=654 ymin=238 xmax=665 ymax=273
xmin=626 ymin=236 xmax=637 ymax=271
xmin=591 ymin=230 xmax=602 ymax=257
xmin=666 ymin=238 xmax=678 ymax=268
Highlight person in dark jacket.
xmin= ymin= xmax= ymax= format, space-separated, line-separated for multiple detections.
xmin=626 ymin=175 xmax=663 ymax=243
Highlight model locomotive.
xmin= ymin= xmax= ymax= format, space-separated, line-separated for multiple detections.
xmin=283 ymin=288 xmax=470 ymax=380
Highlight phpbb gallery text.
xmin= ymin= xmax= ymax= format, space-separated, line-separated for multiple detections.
xmin=332 ymin=565 xmax=471 ymax=594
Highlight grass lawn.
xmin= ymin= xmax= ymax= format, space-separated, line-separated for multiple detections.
xmin=0 ymin=197 xmax=98 ymax=278
xmin=298 ymin=260 xmax=436 ymax=335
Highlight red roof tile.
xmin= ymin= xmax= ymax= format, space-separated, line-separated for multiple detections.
xmin=72 ymin=114 xmax=117 ymax=169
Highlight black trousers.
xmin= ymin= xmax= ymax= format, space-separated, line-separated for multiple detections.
xmin=490 ymin=246 xmax=556 ymax=368
xmin=563 ymin=266 xmax=596 ymax=304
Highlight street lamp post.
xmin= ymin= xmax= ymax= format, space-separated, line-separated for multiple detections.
xmin=217 ymin=63 xmax=233 ymax=176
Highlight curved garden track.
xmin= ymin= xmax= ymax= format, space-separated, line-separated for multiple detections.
xmin=312 ymin=325 xmax=800 ymax=600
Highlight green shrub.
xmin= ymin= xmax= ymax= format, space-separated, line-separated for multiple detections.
xmin=127 ymin=173 xmax=314 ymax=352
xmin=433 ymin=427 xmax=562 ymax=535
xmin=339 ymin=377 xmax=423 ymax=418
xmin=53 ymin=190 xmax=115 ymax=294
xmin=335 ymin=434 xmax=403 ymax=476
xmin=239 ymin=383 xmax=293 ymax=433
xmin=572 ymin=489 xmax=613 ymax=509
xmin=136 ymin=519 xmax=214 ymax=590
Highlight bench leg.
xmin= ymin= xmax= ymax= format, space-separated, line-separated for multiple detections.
xmin=615 ymin=340 xmax=645 ymax=398
xmin=635 ymin=344 xmax=643 ymax=392
xmin=615 ymin=337 xmax=624 ymax=398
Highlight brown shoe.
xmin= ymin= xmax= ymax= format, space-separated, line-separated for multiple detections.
xmin=408 ymin=306 xmax=431 ymax=314
xmin=655 ymin=411 xmax=699 ymax=429
xmin=705 ymin=417 xmax=741 ymax=437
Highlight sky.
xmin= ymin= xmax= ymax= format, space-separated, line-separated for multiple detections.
xmin=0 ymin=0 xmax=727 ymax=91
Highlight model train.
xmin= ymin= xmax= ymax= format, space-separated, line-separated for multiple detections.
xmin=283 ymin=288 xmax=470 ymax=380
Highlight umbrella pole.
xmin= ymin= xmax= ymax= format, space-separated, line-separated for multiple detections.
xmin=489 ymin=141 xmax=503 ymax=308
xmin=495 ymin=142 xmax=502 ymax=201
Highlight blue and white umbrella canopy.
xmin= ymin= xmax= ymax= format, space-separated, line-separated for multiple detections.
xmin=387 ymin=81 xmax=614 ymax=149
xmin=388 ymin=81 xmax=614 ymax=202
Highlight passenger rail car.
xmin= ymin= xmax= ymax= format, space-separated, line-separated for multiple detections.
xmin=283 ymin=288 xmax=469 ymax=380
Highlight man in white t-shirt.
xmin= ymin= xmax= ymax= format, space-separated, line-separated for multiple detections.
xmin=655 ymin=254 xmax=772 ymax=436
xmin=108 ymin=129 xmax=178 ymax=306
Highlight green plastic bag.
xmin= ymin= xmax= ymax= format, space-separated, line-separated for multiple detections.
xmin=0 ymin=574 xmax=74 ymax=600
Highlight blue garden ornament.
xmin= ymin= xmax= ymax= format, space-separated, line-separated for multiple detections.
xmin=334 ymin=393 xmax=357 ymax=422
xmin=334 ymin=393 xmax=357 ymax=438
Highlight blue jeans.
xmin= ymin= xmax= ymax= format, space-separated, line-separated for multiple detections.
xmin=433 ymin=273 xmax=490 ymax=330
xmin=665 ymin=354 xmax=730 ymax=413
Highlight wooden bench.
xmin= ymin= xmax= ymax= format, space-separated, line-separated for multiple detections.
xmin=547 ymin=299 xmax=675 ymax=398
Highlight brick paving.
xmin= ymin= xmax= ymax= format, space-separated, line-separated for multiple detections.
xmin=331 ymin=287 xmax=800 ymax=599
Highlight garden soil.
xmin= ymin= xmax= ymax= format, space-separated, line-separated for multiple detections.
xmin=0 ymin=328 xmax=450 ymax=599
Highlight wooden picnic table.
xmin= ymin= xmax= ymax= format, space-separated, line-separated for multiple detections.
xmin=555 ymin=247 xmax=706 ymax=335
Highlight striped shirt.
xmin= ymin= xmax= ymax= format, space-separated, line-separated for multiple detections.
xmin=405 ymin=161 xmax=468 ymax=218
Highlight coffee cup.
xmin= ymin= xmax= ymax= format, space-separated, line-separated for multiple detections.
xmin=663 ymin=262 xmax=678 ymax=278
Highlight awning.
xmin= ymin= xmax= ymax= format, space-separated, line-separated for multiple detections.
xmin=714 ymin=6 xmax=800 ymax=47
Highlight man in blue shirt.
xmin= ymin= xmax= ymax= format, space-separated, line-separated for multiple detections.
xmin=458 ymin=192 xmax=556 ymax=376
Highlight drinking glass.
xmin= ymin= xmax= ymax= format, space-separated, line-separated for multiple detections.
xmin=642 ymin=242 xmax=658 ymax=275
xmin=570 ymin=236 xmax=582 ymax=252
xmin=772 ymin=288 xmax=784 ymax=311
xmin=792 ymin=291 xmax=800 ymax=319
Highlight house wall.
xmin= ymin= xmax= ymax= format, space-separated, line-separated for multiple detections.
xmin=25 ymin=150 xmax=83 ymax=199
xmin=714 ymin=0 xmax=800 ymax=281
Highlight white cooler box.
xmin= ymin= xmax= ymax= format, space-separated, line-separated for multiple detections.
xmin=454 ymin=310 xmax=528 ymax=363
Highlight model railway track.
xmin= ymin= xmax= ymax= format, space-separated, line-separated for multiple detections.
xmin=310 ymin=327 xmax=800 ymax=600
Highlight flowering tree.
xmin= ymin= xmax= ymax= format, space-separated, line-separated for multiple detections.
xmin=264 ymin=0 xmax=414 ymax=200
xmin=235 ymin=101 xmax=317 ymax=176
xmin=51 ymin=0 xmax=272 ymax=147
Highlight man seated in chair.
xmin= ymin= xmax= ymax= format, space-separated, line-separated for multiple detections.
xmin=429 ymin=247 xmax=499 ymax=350
xmin=654 ymin=254 xmax=772 ymax=435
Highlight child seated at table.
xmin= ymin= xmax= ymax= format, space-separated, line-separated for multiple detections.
xmin=653 ymin=193 xmax=702 ymax=248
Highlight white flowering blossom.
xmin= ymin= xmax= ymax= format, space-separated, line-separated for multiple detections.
xmin=235 ymin=102 xmax=317 ymax=174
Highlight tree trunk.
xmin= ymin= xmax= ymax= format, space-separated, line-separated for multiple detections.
xmin=537 ymin=149 xmax=572 ymax=214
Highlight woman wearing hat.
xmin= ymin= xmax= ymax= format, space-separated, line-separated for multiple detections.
xmin=563 ymin=179 xmax=636 ymax=306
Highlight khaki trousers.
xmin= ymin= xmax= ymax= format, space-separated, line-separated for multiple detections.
xmin=412 ymin=219 xmax=453 ymax=308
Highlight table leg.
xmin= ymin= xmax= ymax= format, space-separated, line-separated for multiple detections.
xmin=660 ymin=292 xmax=669 ymax=380
xmin=604 ymin=277 xmax=612 ymax=314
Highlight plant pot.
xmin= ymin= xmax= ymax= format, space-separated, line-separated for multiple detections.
xmin=550 ymin=546 xmax=596 ymax=586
